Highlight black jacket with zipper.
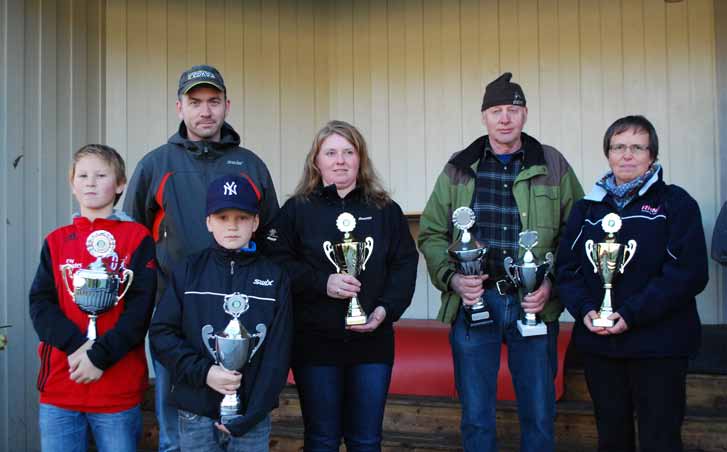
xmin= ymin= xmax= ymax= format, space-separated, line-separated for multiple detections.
xmin=123 ymin=122 xmax=279 ymax=295
xmin=267 ymin=184 xmax=418 ymax=366
xmin=149 ymin=243 xmax=292 ymax=436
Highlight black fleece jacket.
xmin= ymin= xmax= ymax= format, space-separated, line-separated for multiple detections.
xmin=268 ymin=184 xmax=418 ymax=366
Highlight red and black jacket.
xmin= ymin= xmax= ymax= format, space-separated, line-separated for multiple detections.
xmin=29 ymin=216 xmax=157 ymax=412
xmin=123 ymin=122 xmax=279 ymax=294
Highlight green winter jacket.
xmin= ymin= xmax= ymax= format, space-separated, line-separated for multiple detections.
xmin=418 ymin=133 xmax=584 ymax=324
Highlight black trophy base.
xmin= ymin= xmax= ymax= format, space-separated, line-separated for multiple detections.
xmin=220 ymin=412 xmax=243 ymax=425
xmin=464 ymin=305 xmax=494 ymax=327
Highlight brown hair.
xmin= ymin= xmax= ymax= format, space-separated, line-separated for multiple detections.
xmin=294 ymin=120 xmax=391 ymax=208
xmin=70 ymin=144 xmax=127 ymax=205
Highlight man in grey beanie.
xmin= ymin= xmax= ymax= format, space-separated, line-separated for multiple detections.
xmin=418 ymin=72 xmax=583 ymax=452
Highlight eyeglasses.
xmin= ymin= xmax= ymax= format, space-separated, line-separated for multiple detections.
xmin=609 ymin=144 xmax=649 ymax=156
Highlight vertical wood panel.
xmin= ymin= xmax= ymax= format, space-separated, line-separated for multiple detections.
xmin=99 ymin=0 xmax=722 ymax=322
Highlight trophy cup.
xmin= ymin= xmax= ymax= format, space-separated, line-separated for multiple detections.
xmin=585 ymin=213 xmax=637 ymax=327
xmin=60 ymin=230 xmax=133 ymax=340
xmin=504 ymin=230 xmax=554 ymax=337
xmin=202 ymin=292 xmax=267 ymax=425
xmin=448 ymin=207 xmax=493 ymax=327
xmin=323 ymin=212 xmax=374 ymax=326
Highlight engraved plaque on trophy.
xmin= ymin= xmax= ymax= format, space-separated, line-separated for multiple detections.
xmin=59 ymin=230 xmax=134 ymax=340
xmin=323 ymin=213 xmax=374 ymax=326
xmin=448 ymin=207 xmax=493 ymax=327
xmin=585 ymin=213 xmax=637 ymax=328
xmin=504 ymin=230 xmax=553 ymax=337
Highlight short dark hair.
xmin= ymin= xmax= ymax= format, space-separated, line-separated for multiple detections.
xmin=602 ymin=115 xmax=659 ymax=161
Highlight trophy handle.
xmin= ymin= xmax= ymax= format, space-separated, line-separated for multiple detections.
xmin=361 ymin=237 xmax=374 ymax=271
xmin=323 ymin=241 xmax=340 ymax=273
xmin=116 ymin=269 xmax=134 ymax=302
xmin=503 ymin=257 xmax=517 ymax=285
xmin=619 ymin=240 xmax=637 ymax=273
xmin=544 ymin=252 xmax=555 ymax=274
xmin=59 ymin=264 xmax=75 ymax=298
xmin=249 ymin=324 xmax=267 ymax=362
xmin=201 ymin=324 xmax=217 ymax=361
xmin=585 ymin=240 xmax=598 ymax=273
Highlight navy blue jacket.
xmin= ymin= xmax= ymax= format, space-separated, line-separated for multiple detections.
xmin=149 ymin=243 xmax=292 ymax=436
xmin=556 ymin=169 xmax=708 ymax=358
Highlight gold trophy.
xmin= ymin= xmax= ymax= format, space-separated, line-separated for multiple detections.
xmin=585 ymin=213 xmax=637 ymax=327
xmin=323 ymin=212 xmax=374 ymax=326
xmin=60 ymin=230 xmax=134 ymax=340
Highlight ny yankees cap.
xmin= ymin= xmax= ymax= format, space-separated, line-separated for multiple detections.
xmin=206 ymin=174 xmax=261 ymax=215
xmin=178 ymin=64 xmax=226 ymax=96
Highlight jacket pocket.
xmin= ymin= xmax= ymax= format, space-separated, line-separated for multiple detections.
xmin=531 ymin=185 xmax=560 ymax=229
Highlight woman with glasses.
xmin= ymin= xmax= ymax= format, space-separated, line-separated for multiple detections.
xmin=555 ymin=115 xmax=708 ymax=452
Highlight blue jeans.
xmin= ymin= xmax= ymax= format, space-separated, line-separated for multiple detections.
xmin=293 ymin=363 xmax=393 ymax=452
xmin=450 ymin=288 xmax=558 ymax=452
xmin=154 ymin=355 xmax=180 ymax=452
xmin=39 ymin=403 xmax=141 ymax=452
xmin=178 ymin=410 xmax=271 ymax=452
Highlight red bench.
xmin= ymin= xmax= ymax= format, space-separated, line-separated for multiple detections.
xmin=288 ymin=320 xmax=572 ymax=401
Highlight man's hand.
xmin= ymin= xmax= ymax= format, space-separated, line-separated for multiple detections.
xmin=69 ymin=352 xmax=103 ymax=384
xmin=605 ymin=312 xmax=629 ymax=335
xmin=451 ymin=274 xmax=488 ymax=306
xmin=348 ymin=306 xmax=387 ymax=333
xmin=215 ymin=422 xmax=232 ymax=435
xmin=327 ymin=274 xmax=361 ymax=299
xmin=521 ymin=277 xmax=552 ymax=314
xmin=206 ymin=365 xmax=242 ymax=396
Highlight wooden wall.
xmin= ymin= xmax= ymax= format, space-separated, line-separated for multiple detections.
xmin=104 ymin=0 xmax=722 ymax=322
xmin=0 ymin=1 xmax=106 ymax=450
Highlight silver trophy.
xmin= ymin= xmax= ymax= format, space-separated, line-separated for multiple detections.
xmin=323 ymin=213 xmax=374 ymax=326
xmin=504 ymin=230 xmax=554 ymax=337
xmin=448 ymin=207 xmax=493 ymax=327
xmin=585 ymin=213 xmax=637 ymax=327
xmin=202 ymin=292 xmax=267 ymax=425
xmin=59 ymin=230 xmax=133 ymax=340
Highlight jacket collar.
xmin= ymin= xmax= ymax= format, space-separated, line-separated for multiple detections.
xmin=315 ymin=182 xmax=364 ymax=203
xmin=211 ymin=241 xmax=258 ymax=267
xmin=585 ymin=165 xmax=664 ymax=202
xmin=448 ymin=132 xmax=546 ymax=172
xmin=169 ymin=122 xmax=241 ymax=159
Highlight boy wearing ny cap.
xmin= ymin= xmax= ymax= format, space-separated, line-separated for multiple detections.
xmin=150 ymin=175 xmax=292 ymax=452
xmin=418 ymin=73 xmax=583 ymax=452
xmin=124 ymin=65 xmax=279 ymax=451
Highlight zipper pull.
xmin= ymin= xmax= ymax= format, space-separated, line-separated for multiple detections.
xmin=230 ymin=260 xmax=235 ymax=275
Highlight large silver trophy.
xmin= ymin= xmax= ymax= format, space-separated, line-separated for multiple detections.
xmin=60 ymin=230 xmax=133 ymax=340
xmin=585 ymin=213 xmax=637 ymax=327
xmin=504 ymin=230 xmax=554 ymax=337
xmin=202 ymin=292 xmax=266 ymax=425
xmin=448 ymin=207 xmax=493 ymax=327
xmin=323 ymin=212 xmax=374 ymax=326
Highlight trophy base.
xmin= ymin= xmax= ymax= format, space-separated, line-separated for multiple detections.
xmin=346 ymin=314 xmax=368 ymax=326
xmin=593 ymin=317 xmax=615 ymax=328
xmin=464 ymin=308 xmax=493 ymax=327
xmin=220 ymin=413 xmax=243 ymax=425
xmin=517 ymin=320 xmax=547 ymax=337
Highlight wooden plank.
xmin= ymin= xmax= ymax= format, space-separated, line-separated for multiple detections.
xmin=186 ymin=0 xmax=206 ymax=64
xmin=621 ymin=0 xmax=645 ymax=115
xmin=518 ymin=0 xmax=540 ymax=138
xmin=557 ymin=0 xmax=583 ymax=178
xmin=223 ymin=0 xmax=243 ymax=133
xmin=352 ymin=0 xmax=371 ymax=138
xmin=145 ymin=0 xmax=168 ymax=161
xmin=537 ymin=0 xmax=561 ymax=150
xmin=497 ymin=0 xmax=519 ymax=74
xmin=332 ymin=0 xmax=354 ymax=122
xmin=85 ymin=0 xmax=105 ymax=144
xmin=242 ymin=0 xmax=263 ymax=156
xmin=599 ymin=0 xmax=623 ymax=129
xmin=314 ymin=0 xmax=331 ymax=128
xmin=578 ymin=0 xmax=603 ymax=186
xmin=166 ymin=0 xmax=187 ymax=133
xmin=260 ymin=0 xmax=282 ymax=190
xmin=205 ymin=0 xmax=226 ymax=71
xmin=459 ymin=0 xmax=482 ymax=143
xmin=126 ymin=0 xmax=149 ymax=163
xmin=388 ymin=0 xmax=406 ymax=199
xmin=105 ymin=0 xmax=128 ymax=156
xmin=369 ymin=0 xmax=390 ymax=188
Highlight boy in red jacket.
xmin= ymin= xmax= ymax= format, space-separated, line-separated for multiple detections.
xmin=29 ymin=144 xmax=157 ymax=452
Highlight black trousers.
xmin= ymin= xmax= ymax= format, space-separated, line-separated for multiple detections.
xmin=583 ymin=353 xmax=688 ymax=452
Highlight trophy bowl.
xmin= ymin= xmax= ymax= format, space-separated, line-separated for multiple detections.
xmin=59 ymin=230 xmax=133 ymax=340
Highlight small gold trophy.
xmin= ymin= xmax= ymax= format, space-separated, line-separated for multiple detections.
xmin=323 ymin=213 xmax=374 ymax=326
xmin=585 ymin=213 xmax=637 ymax=327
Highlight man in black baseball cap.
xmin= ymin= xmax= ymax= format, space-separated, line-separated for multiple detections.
xmin=417 ymin=72 xmax=583 ymax=452
xmin=123 ymin=63 xmax=279 ymax=452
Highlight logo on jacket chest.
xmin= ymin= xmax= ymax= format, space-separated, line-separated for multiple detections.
xmin=640 ymin=203 xmax=661 ymax=215
xmin=253 ymin=278 xmax=274 ymax=286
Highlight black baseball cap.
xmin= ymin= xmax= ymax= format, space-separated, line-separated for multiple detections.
xmin=206 ymin=175 xmax=261 ymax=216
xmin=178 ymin=65 xmax=226 ymax=96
